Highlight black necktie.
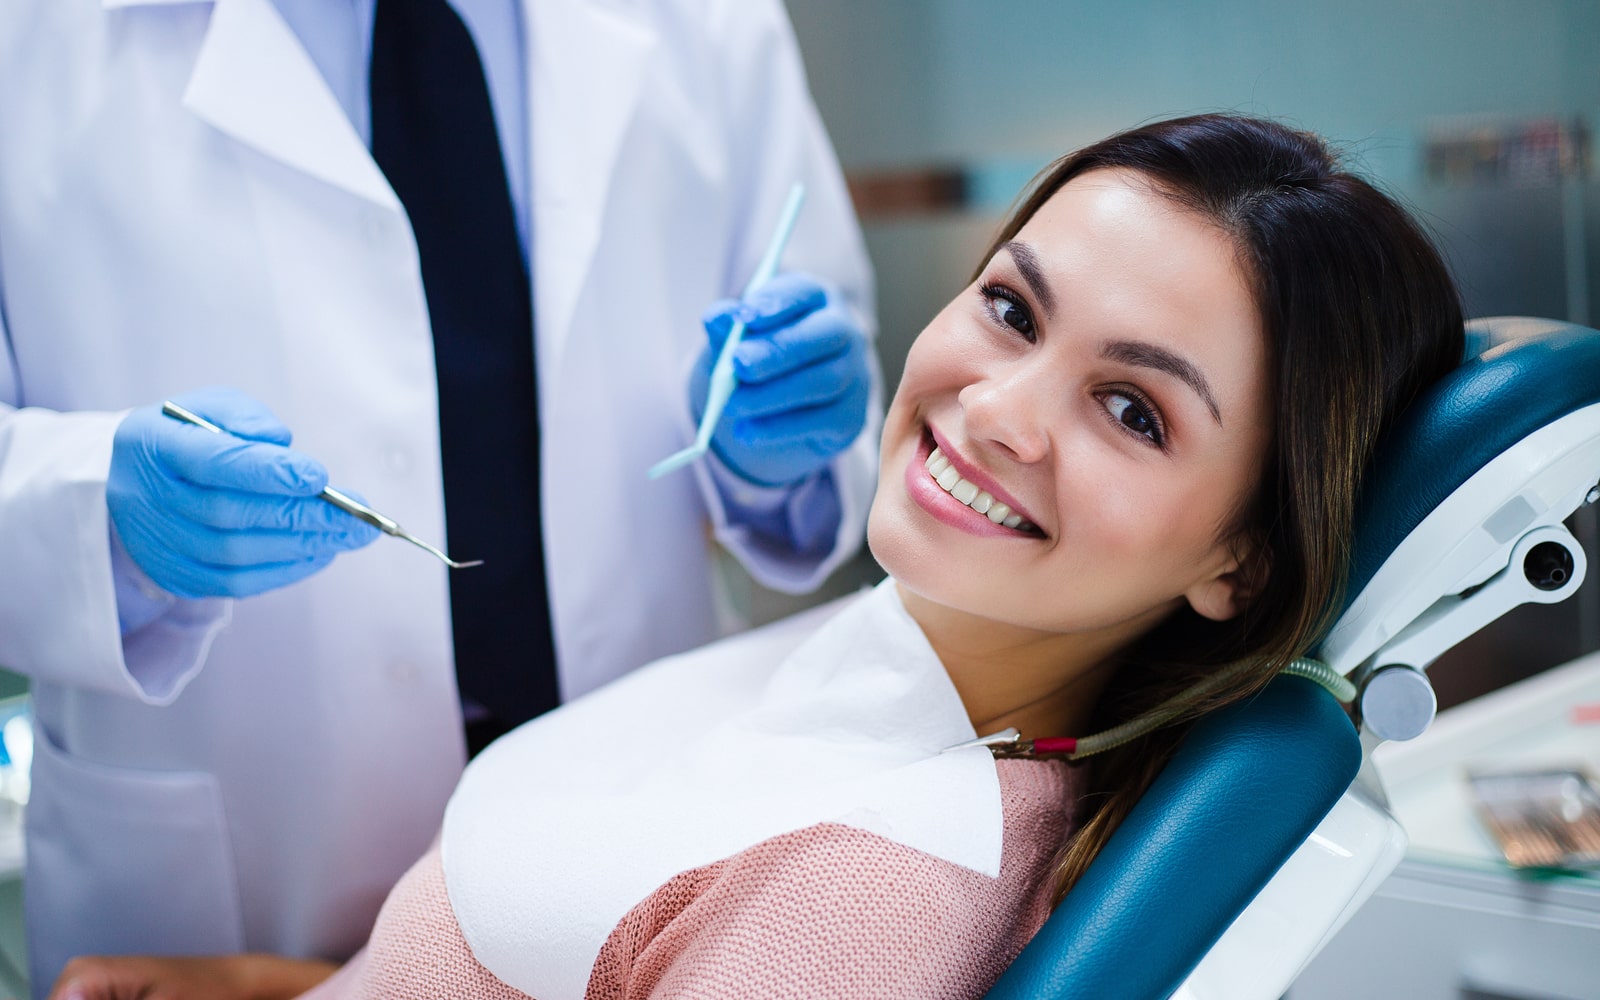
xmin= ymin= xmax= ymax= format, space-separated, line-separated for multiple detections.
xmin=369 ymin=0 xmax=560 ymax=749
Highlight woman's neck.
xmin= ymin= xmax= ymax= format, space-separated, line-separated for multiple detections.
xmin=894 ymin=580 xmax=1162 ymax=739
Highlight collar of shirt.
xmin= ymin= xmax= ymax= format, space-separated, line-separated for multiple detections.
xmin=268 ymin=0 xmax=532 ymax=262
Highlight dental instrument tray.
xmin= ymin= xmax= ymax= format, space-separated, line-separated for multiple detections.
xmin=1466 ymin=767 xmax=1600 ymax=869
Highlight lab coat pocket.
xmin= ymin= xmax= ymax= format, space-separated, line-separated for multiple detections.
xmin=24 ymin=726 xmax=244 ymax=984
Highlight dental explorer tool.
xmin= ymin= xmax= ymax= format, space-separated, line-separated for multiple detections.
xmin=648 ymin=182 xmax=807 ymax=480
xmin=160 ymin=400 xmax=484 ymax=570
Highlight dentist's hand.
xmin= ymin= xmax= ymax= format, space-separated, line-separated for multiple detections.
xmin=107 ymin=387 xmax=379 ymax=600
xmin=691 ymin=272 xmax=871 ymax=487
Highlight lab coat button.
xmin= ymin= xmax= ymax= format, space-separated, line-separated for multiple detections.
xmin=386 ymin=660 xmax=420 ymax=685
xmin=386 ymin=448 xmax=411 ymax=474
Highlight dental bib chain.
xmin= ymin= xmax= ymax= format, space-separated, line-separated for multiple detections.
xmin=945 ymin=657 xmax=1354 ymax=761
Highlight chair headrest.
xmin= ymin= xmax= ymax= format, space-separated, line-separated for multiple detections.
xmin=1339 ymin=317 xmax=1600 ymax=622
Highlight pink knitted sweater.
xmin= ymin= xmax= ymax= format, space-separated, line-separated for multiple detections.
xmin=295 ymin=758 xmax=1081 ymax=1000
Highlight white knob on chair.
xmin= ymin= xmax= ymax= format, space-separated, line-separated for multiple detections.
xmin=1359 ymin=665 xmax=1437 ymax=742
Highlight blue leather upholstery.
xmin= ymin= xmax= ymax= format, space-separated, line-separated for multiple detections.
xmin=985 ymin=318 xmax=1600 ymax=999
xmin=983 ymin=676 xmax=1359 ymax=1000
xmin=1344 ymin=318 xmax=1600 ymax=609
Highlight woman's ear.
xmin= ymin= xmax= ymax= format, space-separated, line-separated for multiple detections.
xmin=1184 ymin=534 xmax=1271 ymax=622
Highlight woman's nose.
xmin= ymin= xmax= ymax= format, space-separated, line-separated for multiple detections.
xmin=958 ymin=368 xmax=1051 ymax=464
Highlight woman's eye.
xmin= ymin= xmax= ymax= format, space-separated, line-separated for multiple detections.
xmin=981 ymin=285 xmax=1035 ymax=340
xmin=1102 ymin=391 xmax=1165 ymax=446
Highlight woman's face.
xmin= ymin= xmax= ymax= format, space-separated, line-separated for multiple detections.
xmin=869 ymin=167 xmax=1273 ymax=645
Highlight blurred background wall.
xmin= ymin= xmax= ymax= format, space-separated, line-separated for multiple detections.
xmin=774 ymin=0 xmax=1600 ymax=709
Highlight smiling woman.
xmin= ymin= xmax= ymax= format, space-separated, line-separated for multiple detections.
xmin=872 ymin=163 xmax=1277 ymax=770
xmin=50 ymin=115 xmax=1465 ymax=1000
xmin=905 ymin=114 xmax=1467 ymax=901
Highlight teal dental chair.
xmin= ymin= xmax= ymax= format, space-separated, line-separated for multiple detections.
xmin=986 ymin=317 xmax=1600 ymax=1000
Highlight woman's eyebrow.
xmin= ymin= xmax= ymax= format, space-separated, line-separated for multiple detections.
xmin=1101 ymin=340 xmax=1223 ymax=425
xmin=1001 ymin=241 xmax=1056 ymax=318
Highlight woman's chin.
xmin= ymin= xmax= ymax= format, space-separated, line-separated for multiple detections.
xmin=865 ymin=491 xmax=918 ymax=584
xmin=868 ymin=503 xmax=963 ymax=619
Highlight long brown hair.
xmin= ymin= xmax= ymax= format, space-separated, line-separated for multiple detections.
xmin=972 ymin=115 xmax=1465 ymax=902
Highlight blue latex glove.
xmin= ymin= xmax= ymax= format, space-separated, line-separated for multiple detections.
xmin=107 ymin=387 xmax=379 ymax=600
xmin=691 ymin=272 xmax=871 ymax=488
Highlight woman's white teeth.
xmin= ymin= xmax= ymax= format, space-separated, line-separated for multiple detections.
xmin=923 ymin=447 xmax=1036 ymax=533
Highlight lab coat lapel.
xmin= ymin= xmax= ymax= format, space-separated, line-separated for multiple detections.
xmin=177 ymin=0 xmax=399 ymax=211
xmin=524 ymin=0 xmax=657 ymax=380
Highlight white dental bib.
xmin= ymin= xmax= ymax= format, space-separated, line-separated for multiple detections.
xmin=441 ymin=579 xmax=1003 ymax=999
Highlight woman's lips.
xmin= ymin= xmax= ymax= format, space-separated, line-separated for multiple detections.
xmin=926 ymin=427 xmax=1043 ymax=529
xmin=904 ymin=429 xmax=1045 ymax=539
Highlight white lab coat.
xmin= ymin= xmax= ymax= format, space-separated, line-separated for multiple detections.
xmin=0 ymin=0 xmax=877 ymax=991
